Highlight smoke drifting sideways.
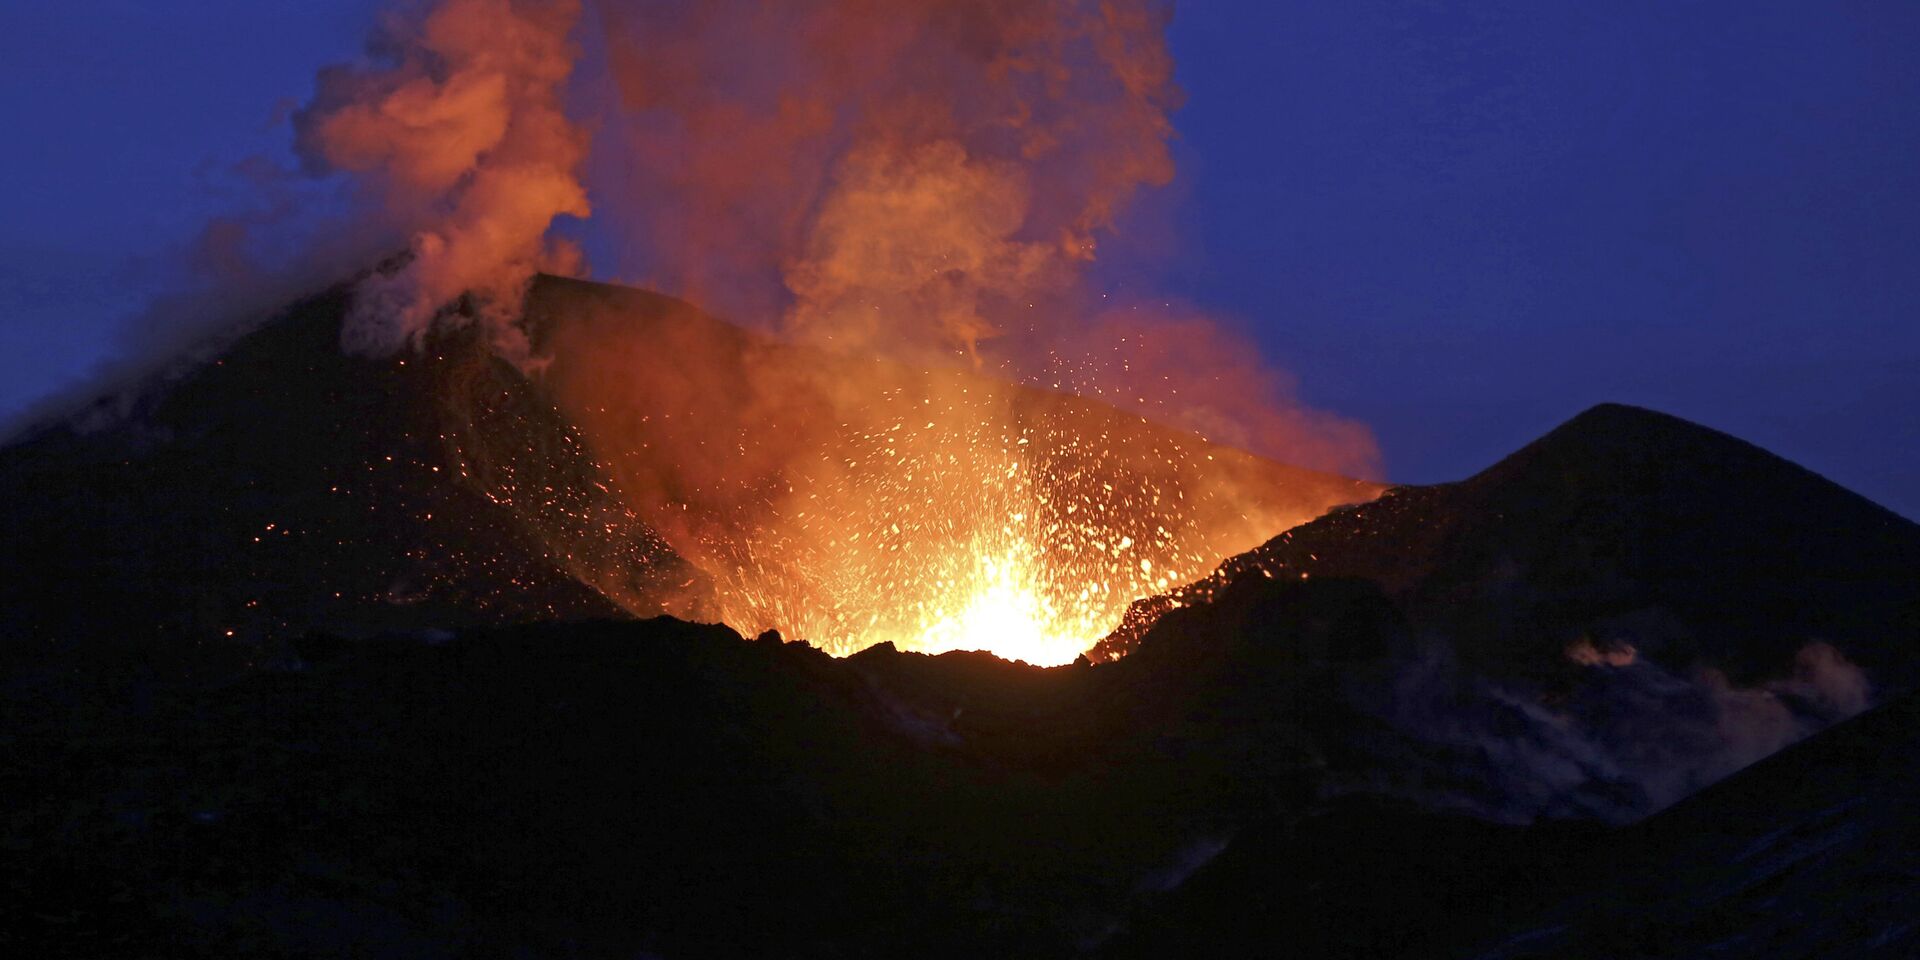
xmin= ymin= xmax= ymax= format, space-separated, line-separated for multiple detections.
xmin=1341 ymin=638 xmax=1876 ymax=824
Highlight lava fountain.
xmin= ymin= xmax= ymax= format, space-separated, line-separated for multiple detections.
xmin=286 ymin=0 xmax=1383 ymax=664
xmin=439 ymin=279 xmax=1381 ymax=666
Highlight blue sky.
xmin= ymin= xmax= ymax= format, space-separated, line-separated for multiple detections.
xmin=3 ymin=1 xmax=1916 ymax=517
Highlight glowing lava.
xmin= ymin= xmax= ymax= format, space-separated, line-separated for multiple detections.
xmin=445 ymin=284 xmax=1383 ymax=665
xmin=298 ymin=0 xmax=1384 ymax=666
xmin=917 ymin=547 xmax=1069 ymax=665
xmin=666 ymin=382 xmax=1245 ymax=666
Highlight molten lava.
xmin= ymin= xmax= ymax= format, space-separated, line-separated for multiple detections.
xmin=443 ymin=282 xmax=1381 ymax=666
xmin=711 ymin=398 xmax=1223 ymax=666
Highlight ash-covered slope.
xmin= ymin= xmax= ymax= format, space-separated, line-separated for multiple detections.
xmin=1100 ymin=402 xmax=1920 ymax=687
xmin=0 ymin=279 xmax=693 ymax=654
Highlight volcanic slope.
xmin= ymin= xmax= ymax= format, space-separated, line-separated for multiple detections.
xmin=1088 ymin=406 xmax=1920 ymax=959
xmin=0 ymin=273 xmax=1377 ymax=658
xmin=1100 ymin=689 xmax=1920 ymax=960
xmin=6 ymin=401 xmax=1917 ymax=958
xmin=0 ymin=281 xmax=669 ymax=655
xmin=1467 ymin=688 xmax=1920 ymax=959
xmin=1098 ymin=401 xmax=1920 ymax=688
xmin=513 ymin=275 xmax=1384 ymax=652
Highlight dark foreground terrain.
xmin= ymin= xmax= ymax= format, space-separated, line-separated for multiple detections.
xmin=0 ymin=273 xmax=1375 ymax=652
xmin=7 ymin=594 xmax=1919 ymax=958
xmin=4 ymin=279 xmax=1919 ymax=957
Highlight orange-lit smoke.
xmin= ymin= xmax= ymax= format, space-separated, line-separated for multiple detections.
xmin=591 ymin=0 xmax=1176 ymax=358
xmin=296 ymin=0 xmax=1382 ymax=663
xmin=583 ymin=0 xmax=1375 ymax=474
xmin=510 ymin=281 xmax=1379 ymax=664
xmin=294 ymin=0 xmax=589 ymax=365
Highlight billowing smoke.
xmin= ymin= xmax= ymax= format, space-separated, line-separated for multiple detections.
xmin=267 ymin=0 xmax=1379 ymax=473
xmin=590 ymin=1 xmax=1174 ymax=351
xmin=291 ymin=0 xmax=1192 ymax=376
xmin=293 ymin=0 xmax=590 ymax=365
xmin=574 ymin=0 xmax=1373 ymax=473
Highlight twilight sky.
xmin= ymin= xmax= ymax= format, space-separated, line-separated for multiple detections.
xmin=2 ymin=1 xmax=1916 ymax=518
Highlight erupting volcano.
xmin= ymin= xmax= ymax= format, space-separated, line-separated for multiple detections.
xmin=454 ymin=277 xmax=1382 ymax=665
xmin=197 ymin=0 xmax=1387 ymax=666
xmin=7 ymin=0 xmax=1919 ymax=956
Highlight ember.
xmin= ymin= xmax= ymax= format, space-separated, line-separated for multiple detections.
xmin=285 ymin=0 xmax=1385 ymax=663
xmin=444 ymin=281 xmax=1383 ymax=665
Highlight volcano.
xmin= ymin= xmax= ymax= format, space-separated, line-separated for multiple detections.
xmin=0 ymin=273 xmax=1379 ymax=664
xmin=1100 ymin=400 xmax=1920 ymax=679
xmin=4 ymin=278 xmax=1918 ymax=957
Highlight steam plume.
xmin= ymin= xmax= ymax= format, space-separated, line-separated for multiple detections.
xmin=268 ymin=0 xmax=1383 ymax=657
xmin=593 ymin=1 xmax=1174 ymax=349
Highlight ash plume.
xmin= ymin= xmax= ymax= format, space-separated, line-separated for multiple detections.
xmin=130 ymin=0 xmax=1386 ymax=477
xmin=271 ymin=0 xmax=1383 ymax=657
xmin=5 ymin=0 xmax=590 ymax=438
xmin=174 ymin=0 xmax=1383 ymax=479
xmin=293 ymin=0 xmax=590 ymax=365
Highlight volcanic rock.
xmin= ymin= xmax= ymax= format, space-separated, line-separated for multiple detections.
xmin=0 ymin=279 xmax=691 ymax=654
xmin=1098 ymin=401 xmax=1920 ymax=688
xmin=4 ymin=276 xmax=1917 ymax=957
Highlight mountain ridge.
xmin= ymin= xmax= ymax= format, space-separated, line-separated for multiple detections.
xmin=5 ymin=314 xmax=1918 ymax=954
xmin=1099 ymin=400 xmax=1920 ymax=685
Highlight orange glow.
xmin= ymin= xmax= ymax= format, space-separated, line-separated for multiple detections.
xmin=436 ymin=285 xmax=1382 ymax=665
xmin=917 ymin=547 xmax=1063 ymax=663
xmin=307 ymin=0 xmax=1385 ymax=663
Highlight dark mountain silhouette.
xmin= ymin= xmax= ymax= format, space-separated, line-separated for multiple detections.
xmin=0 ymin=279 xmax=686 ymax=655
xmin=0 ymin=583 xmax=1601 ymax=957
xmin=9 ymin=561 xmax=1912 ymax=957
xmin=1083 ymin=404 xmax=1920 ymax=956
xmin=1099 ymin=402 xmax=1920 ymax=688
xmin=3 ymin=275 xmax=1916 ymax=957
